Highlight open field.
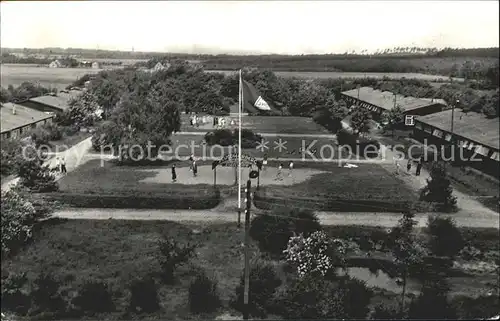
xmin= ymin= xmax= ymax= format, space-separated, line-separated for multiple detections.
xmin=207 ymin=70 xmax=465 ymax=82
xmin=256 ymin=163 xmax=417 ymax=203
xmin=2 ymin=219 xmax=497 ymax=319
xmin=1 ymin=64 xmax=103 ymax=90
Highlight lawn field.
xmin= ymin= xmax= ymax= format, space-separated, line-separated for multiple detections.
xmin=1 ymin=64 xmax=103 ymax=90
xmin=259 ymin=164 xmax=417 ymax=201
xmin=180 ymin=114 xmax=331 ymax=134
xmin=169 ymin=133 xmax=345 ymax=160
xmin=2 ymin=219 xmax=496 ymax=319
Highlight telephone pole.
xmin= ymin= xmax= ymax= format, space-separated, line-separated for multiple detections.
xmin=243 ymin=179 xmax=251 ymax=320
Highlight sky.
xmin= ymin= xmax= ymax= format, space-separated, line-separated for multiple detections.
xmin=1 ymin=1 xmax=499 ymax=55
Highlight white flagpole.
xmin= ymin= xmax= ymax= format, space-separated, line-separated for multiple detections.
xmin=238 ymin=69 xmax=242 ymax=227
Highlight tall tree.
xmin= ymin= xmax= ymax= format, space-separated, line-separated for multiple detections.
xmin=349 ymin=106 xmax=372 ymax=136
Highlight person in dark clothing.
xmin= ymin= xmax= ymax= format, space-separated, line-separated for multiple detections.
xmin=192 ymin=161 xmax=198 ymax=177
xmin=407 ymin=159 xmax=412 ymax=172
xmin=416 ymin=160 xmax=422 ymax=176
xmin=60 ymin=157 xmax=67 ymax=174
xmin=172 ymin=165 xmax=177 ymax=182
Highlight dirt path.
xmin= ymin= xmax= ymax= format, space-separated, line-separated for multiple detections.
xmin=175 ymin=131 xmax=336 ymax=139
xmin=52 ymin=204 xmax=498 ymax=229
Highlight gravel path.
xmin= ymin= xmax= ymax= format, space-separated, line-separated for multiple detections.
xmin=52 ymin=206 xmax=498 ymax=228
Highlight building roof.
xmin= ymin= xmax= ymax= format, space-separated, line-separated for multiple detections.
xmin=341 ymin=87 xmax=447 ymax=112
xmin=416 ymin=109 xmax=500 ymax=150
xmin=28 ymin=90 xmax=82 ymax=112
xmin=1 ymin=103 xmax=54 ymax=133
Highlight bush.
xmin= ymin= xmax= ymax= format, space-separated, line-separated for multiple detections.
xmin=1 ymin=189 xmax=39 ymax=257
xmin=204 ymin=128 xmax=262 ymax=148
xmin=42 ymin=188 xmax=221 ymax=209
xmin=17 ymin=158 xmax=58 ymax=193
xmin=28 ymin=127 xmax=51 ymax=147
xmin=71 ymin=280 xmax=115 ymax=315
xmin=29 ymin=273 xmax=67 ymax=317
xmin=276 ymin=275 xmax=372 ymax=319
xmin=188 ymin=271 xmax=221 ymax=314
xmin=43 ymin=123 xmax=63 ymax=141
xmin=249 ymin=209 xmax=321 ymax=256
xmin=157 ymin=237 xmax=196 ymax=284
xmin=427 ymin=216 xmax=464 ymax=258
xmin=408 ymin=271 xmax=457 ymax=319
xmin=420 ymin=162 xmax=458 ymax=212
xmin=232 ymin=263 xmax=282 ymax=318
xmin=127 ymin=276 xmax=160 ymax=314
xmin=1 ymin=271 xmax=31 ymax=315
xmin=371 ymin=303 xmax=405 ymax=319
xmin=452 ymin=294 xmax=500 ymax=319
xmin=204 ymin=129 xmax=233 ymax=146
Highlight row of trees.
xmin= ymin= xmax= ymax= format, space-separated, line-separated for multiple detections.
xmin=1 ymin=82 xmax=58 ymax=103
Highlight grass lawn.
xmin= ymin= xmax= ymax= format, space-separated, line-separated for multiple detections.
xmin=170 ymin=134 xmax=347 ymax=160
xmin=2 ymin=220 xmax=496 ymax=319
xmin=57 ymin=159 xmax=215 ymax=196
xmin=179 ymin=115 xmax=331 ymax=135
xmin=259 ymin=163 xmax=416 ymax=201
xmin=2 ymin=219 xmax=255 ymax=319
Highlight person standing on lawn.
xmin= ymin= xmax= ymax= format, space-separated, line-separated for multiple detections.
xmin=416 ymin=157 xmax=423 ymax=176
xmin=55 ymin=157 xmax=61 ymax=173
xmin=289 ymin=161 xmax=294 ymax=177
xmin=276 ymin=163 xmax=283 ymax=181
xmin=192 ymin=160 xmax=198 ymax=177
xmin=60 ymin=157 xmax=67 ymax=174
xmin=171 ymin=164 xmax=177 ymax=182
xmin=406 ymin=158 xmax=412 ymax=173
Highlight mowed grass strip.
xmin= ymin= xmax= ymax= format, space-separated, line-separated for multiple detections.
xmin=2 ymin=219 xmax=256 ymax=319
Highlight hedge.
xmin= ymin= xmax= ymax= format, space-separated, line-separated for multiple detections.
xmin=41 ymin=189 xmax=221 ymax=209
xmin=253 ymin=189 xmax=414 ymax=213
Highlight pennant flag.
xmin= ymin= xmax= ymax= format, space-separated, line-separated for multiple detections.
xmin=241 ymin=79 xmax=279 ymax=114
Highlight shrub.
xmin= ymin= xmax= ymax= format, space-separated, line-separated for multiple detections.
xmin=28 ymin=127 xmax=51 ymax=147
xmin=16 ymin=157 xmax=58 ymax=193
xmin=371 ymin=303 xmax=405 ymax=319
xmin=408 ymin=271 xmax=457 ymax=319
xmin=127 ymin=276 xmax=160 ymax=314
xmin=452 ymin=294 xmax=500 ymax=319
xmin=188 ymin=271 xmax=221 ymax=314
xmin=420 ymin=162 xmax=458 ymax=212
xmin=284 ymin=231 xmax=356 ymax=278
xmin=1 ymin=189 xmax=38 ymax=257
xmin=232 ymin=263 xmax=282 ymax=318
xmin=157 ymin=237 xmax=197 ymax=284
xmin=1 ymin=271 xmax=30 ymax=315
xmin=277 ymin=275 xmax=372 ymax=319
xmin=71 ymin=280 xmax=115 ymax=315
xmin=29 ymin=273 xmax=66 ymax=317
xmin=43 ymin=123 xmax=63 ymax=141
xmin=249 ymin=209 xmax=321 ymax=256
xmin=427 ymin=216 xmax=464 ymax=258
xmin=204 ymin=129 xmax=233 ymax=146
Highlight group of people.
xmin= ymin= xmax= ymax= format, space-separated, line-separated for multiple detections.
xmin=170 ymin=154 xmax=198 ymax=182
xmin=275 ymin=161 xmax=294 ymax=181
xmin=394 ymin=156 xmax=423 ymax=176
xmin=54 ymin=157 xmax=67 ymax=174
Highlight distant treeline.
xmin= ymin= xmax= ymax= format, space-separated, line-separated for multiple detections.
xmin=0 ymin=53 xmax=51 ymax=65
